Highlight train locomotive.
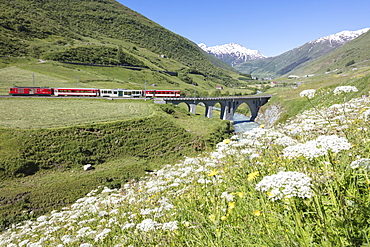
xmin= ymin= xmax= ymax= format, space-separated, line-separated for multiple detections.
xmin=9 ymin=87 xmax=181 ymax=98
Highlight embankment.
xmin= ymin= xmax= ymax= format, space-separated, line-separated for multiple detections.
xmin=0 ymin=104 xmax=231 ymax=230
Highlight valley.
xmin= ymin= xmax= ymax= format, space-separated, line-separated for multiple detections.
xmin=0 ymin=0 xmax=370 ymax=245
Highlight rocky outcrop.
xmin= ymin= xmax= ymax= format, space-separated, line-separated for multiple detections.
xmin=255 ymin=102 xmax=285 ymax=127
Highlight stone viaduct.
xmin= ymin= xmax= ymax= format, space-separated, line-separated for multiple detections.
xmin=161 ymin=95 xmax=272 ymax=121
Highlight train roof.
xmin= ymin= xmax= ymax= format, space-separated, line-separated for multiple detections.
xmin=54 ymin=87 xmax=100 ymax=90
xmin=10 ymin=86 xmax=52 ymax=88
xmin=145 ymin=89 xmax=180 ymax=91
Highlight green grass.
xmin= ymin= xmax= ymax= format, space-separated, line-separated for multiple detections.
xmin=0 ymin=101 xmax=232 ymax=231
xmin=261 ymin=68 xmax=370 ymax=123
xmin=0 ymin=58 xmax=184 ymax=95
xmin=1 ymin=84 xmax=369 ymax=245
xmin=0 ymin=57 xmax=255 ymax=97
xmin=0 ymin=97 xmax=154 ymax=129
xmin=0 ymin=156 xmax=159 ymax=230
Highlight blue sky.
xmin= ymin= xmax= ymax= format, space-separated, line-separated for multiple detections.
xmin=118 ymin=0 xmax=369 ymax=57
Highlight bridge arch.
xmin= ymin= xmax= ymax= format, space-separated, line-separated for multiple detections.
xmin=233 ymin=100 xmax=260 ymax=121
xmin=233 ymin=101 xmax=251 ymax=118
xmin=161 ymin=95 xmax=271 ymax=121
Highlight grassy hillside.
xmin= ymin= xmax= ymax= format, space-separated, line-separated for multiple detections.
xmin=0 ymin=99 xmax=232 ymax=230
xmin=1 ymin=71 xmax=370 ymax=246
xmin=0 ymin=0 xmax=255 ymax=92
xmin=0 ymin=57 xmax=258 ymax=97
xmin=235 ymin=30 xmax=370 ymax=79
xmin=235 ymin=40 xmax=343 ymax=79
xmin=257 ymin=65 xmax=370 ymax=125
xmin=292 ymin=30 xmax=370 ymax=76
xmin=0 ymin=98 xmax=155 ymax=128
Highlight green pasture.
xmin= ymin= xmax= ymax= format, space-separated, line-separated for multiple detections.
xmin=263 ymin=68 xmax=370 ymax=123
xmin=0 ymin=57 xmax=256 ymax=97
xmin=0 ymin=97 xmax=154 ymax=129
xmin=0 ymin=101 xmax=231 ymax=230
xmin=0 ymin=156 xmax=158 ymax=228
xmin=0 ymin=58 xmax=184 ymax=95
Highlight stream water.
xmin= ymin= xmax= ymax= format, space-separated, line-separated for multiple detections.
xmin=232 ymin=113 xmax=260 ymax=134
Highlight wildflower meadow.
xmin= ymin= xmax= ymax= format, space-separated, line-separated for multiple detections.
xmin=1 ymin=86 xmax=370 ymax=246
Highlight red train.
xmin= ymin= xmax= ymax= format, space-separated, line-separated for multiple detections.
xmin=9 ymin=87 xmax=181 ymax=98
xmin=9 ymin=87 xmax=53 ymax=96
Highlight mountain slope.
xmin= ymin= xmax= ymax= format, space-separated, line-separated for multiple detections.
xmin=0 ymin=0 xmax=241 ymax=90
xmin=292 ymin=29 xmax=370 ymax=75
xmin=235 ymin=28 xmax=369 ymax=78
xmin=199 ymin=43 xmax=266 ymax=66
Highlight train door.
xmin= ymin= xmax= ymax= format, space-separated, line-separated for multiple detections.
xmin=118 ymin=90 xmax=123 ymax=97
xmin=29 ymin=89 xmax=34 ymax=94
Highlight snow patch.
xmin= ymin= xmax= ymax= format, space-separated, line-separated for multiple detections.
xmin=310 ymin=28 xmax=370 ymax=44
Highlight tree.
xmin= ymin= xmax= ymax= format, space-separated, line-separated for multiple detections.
xmin=117 ymin=45 xmax=125 ymax=65
xmin=345 ymin=60 xmax=355 ymax=67
xmin=210 ymin=89 xmax=222 ymax=97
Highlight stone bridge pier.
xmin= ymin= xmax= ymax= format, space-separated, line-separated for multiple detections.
xmin=162 ymin=95 xmax=271 ymax=121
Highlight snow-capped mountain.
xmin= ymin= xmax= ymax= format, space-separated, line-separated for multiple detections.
xmin=235 ymin=27 xmax=370 ymax=78
xmin=310 ymin=28 xmax=370 ymax=45
xmin=198 ymin=43 xmax=266 ymax=67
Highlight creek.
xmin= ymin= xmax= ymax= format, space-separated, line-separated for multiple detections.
xmin=232 ymin=113 xmax=260 ymax=134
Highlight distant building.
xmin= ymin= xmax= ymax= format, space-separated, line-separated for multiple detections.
xmin=216 ymin=86 xmax=224 ymax=90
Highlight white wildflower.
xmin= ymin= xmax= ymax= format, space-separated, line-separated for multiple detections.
xmin=350 ymin=158 xmax=370 ymax=170
xmin=136 ymin=219 xmax=160 ymax=232
xmin=101 ymin=187 xmax=116 ymax=193
xmin=76 ymin=227 xmax=96 ymax=238
xmin=98 ymin=211 xmax=109 ymax=217
xmin=221 ymin=192 xmax=234 ymax=202
xmin=80 ymin=244 xmax=93 ymax=247
xmin=94 ymin=228 xmax=111 ymax=242
xmin=333 ymin=86 xmax=358 ymax=95
xmin=36 ymin=216 xmax=48 ymax=222
xmin=122 ymin=222 xmax=135 ymax=230
xmin=61 ymin=235 xmax=76 ymax=244
xmin=249 ymin=153 xmax=260 ymax=160
xmin=161 ymin=221 xmax=178 ymax=231
xmin=197 ymin=178 xmax=212 ymax=184
xmin=255 ymin=171 xmax=312 ymax=201
xmin=283 ymin=135 xmax=351 ymax=159
xmin=274 ymin=136 xmax=298 ymax=147
xmin=140 ymin=208 xmax=153 ymax=215
xmin=300 ymin=89 xmax=316 ymax=99
xmin=28 ymin=244 xmax=43 ymax=247
xmin=19 ymin=240 xmax=30 ymax=247
xmin=364 ymin=109 xmax=370 ymax=121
